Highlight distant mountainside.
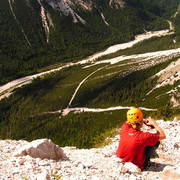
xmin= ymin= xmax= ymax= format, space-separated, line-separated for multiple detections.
xmin=0 ymin=0 xmax=179 ymax=84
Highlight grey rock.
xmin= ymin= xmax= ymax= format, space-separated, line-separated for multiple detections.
xmin=14 ymin=139 xmax=66 ymax=160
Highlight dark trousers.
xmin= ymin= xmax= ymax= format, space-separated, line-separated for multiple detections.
xmin=144 ymin=141 xmax=160 ymax=169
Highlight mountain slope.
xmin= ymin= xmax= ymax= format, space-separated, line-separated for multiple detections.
xmin=0 ymin=0 xmax=179 ymax=149
xmin=0 ymin=119 xmax=179 ymax=179
xmin=1 ymin=0 xmax=177 ymax=84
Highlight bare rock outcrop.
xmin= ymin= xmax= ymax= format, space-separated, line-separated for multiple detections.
xmin=14 ymin=139 xmax=66 ymax=160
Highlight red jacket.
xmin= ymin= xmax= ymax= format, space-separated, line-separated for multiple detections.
xmin=116 ymin=123 xmax=159 ymax=169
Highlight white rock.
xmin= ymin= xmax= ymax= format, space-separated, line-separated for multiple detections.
xmin=123 ymin=162 xmax=141 ymax=173
xmin=36 ymin=172 xmax=51 ymax=180
xmin=14 ymin=139 xmax=66 ymax=160
xmin=83 ymin=162 xmax=93 ymax=168
xmin=161 ymin=165 xmax=180 ymax=179
xmin=77 ymin=163 xmax=85 ymax=170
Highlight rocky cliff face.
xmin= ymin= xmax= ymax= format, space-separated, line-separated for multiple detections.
xmin=0 ymin=119 xmax=179 ymax=179
xmin=43 ymin=0 xmax=125 ymax=11
xmin=38 ymin=0 xmax=125 ymax=24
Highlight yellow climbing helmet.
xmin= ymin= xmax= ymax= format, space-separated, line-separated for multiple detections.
xmin=127 ymin=108 xmax=143 ymax=122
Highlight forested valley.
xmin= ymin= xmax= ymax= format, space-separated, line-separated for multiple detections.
xmin=0 ymin=0 xmax=180 ymax=148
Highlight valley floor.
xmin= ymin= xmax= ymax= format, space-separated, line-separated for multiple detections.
xmin=0 ymin=119 xmax=179 ymax=180
xmin=0 ymin=29 xmax=179 ymax=100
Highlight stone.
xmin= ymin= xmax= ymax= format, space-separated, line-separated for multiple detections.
xmin=14 ymin=139 xmax=66 ymax=160
xmin=123 ymin=162 xmax=141 ymax=173
xmin=36 ymin=172 xmax=51 ymax=180
xmin=83 ymin=162 xmax=93 ymax=168
xmin=161 ymin=166 xmax=180 ymax=180
xmin=173 ymin=117 xmax=178 ymax=122
xmin=17 ymin=159 xmax=25 ymax=165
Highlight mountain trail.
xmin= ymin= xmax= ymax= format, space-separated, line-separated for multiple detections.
xmin=67 ymin=66 xmax=106 ymax=107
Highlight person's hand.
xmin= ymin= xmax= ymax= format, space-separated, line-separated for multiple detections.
xmin=145 ymin=117 xmax=166 ymax=140
xmin=143 ymin=117 xmax=156 ymax=128
xmin=146 ymin=117 xmax=157 ymax=126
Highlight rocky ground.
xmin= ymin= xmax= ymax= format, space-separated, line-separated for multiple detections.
xmin=0 ymin=119 xmax=179 ymax=180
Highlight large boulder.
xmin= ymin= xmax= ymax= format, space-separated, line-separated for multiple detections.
xmin=14 ymin=139 xmax=66 ymax=160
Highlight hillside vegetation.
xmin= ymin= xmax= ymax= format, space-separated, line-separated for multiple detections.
xmin=0 ymin=0 xmax=179 ymax=148
xmin=1 ymin=0 xmax=178 ymax=84
xmin=0 ymin=53 xmax=179 ymax=148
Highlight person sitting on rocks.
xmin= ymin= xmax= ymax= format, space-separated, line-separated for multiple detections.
xmin=116 ymin=108 xmax=166 ymax=170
